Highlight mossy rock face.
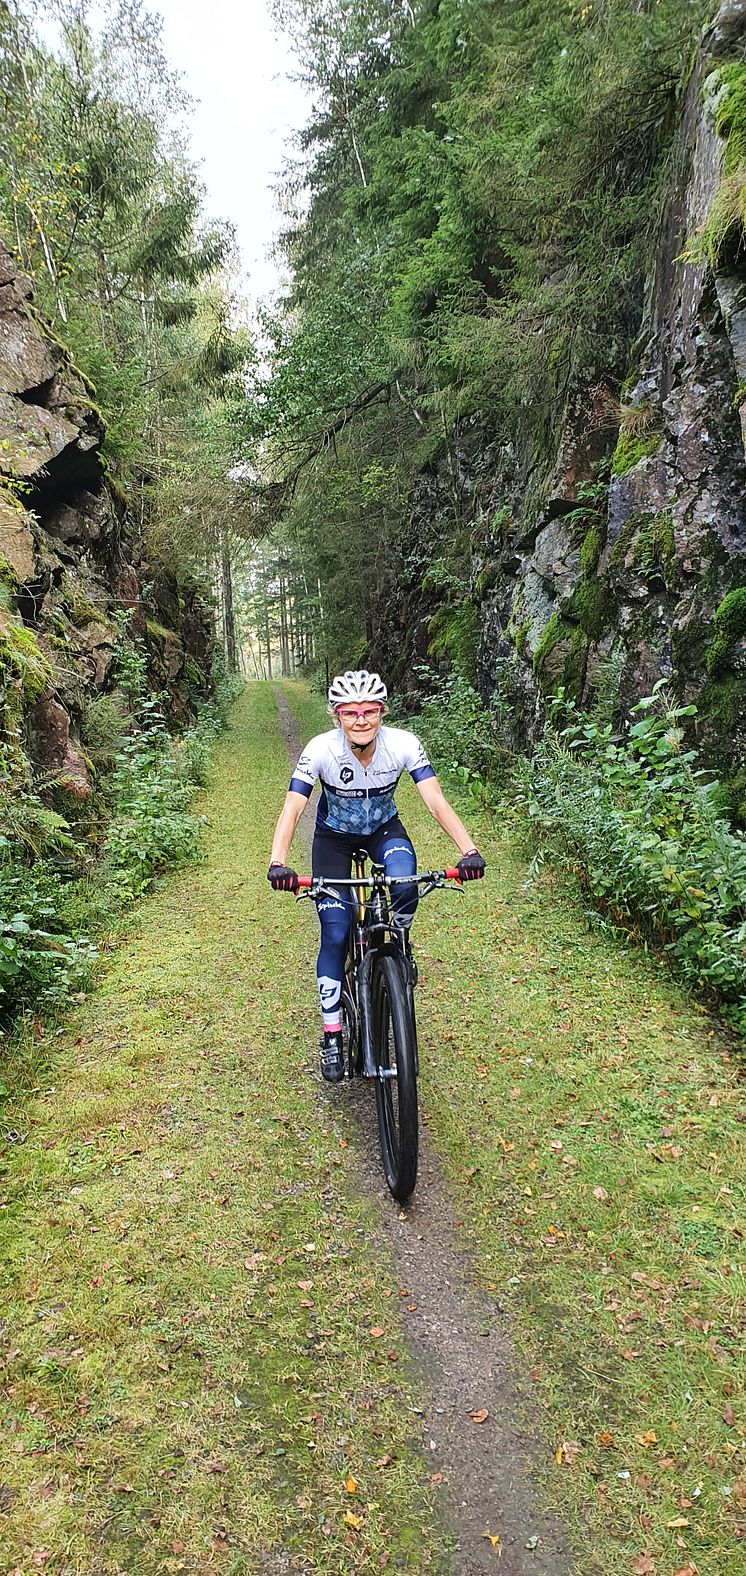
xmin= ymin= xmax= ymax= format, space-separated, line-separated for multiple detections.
xmin=145 ymin=618 xmax=182 ymax=645
xmin=706 ymin=586 xmax=746 ymax=674
xmin=427 ymin=602 xmax=480 ymax=683
xmin=0 ymin=609 xmax=51 ymax=698
xmin=579 ymin=525 xmax=602 ymax=575
xmin=611 ymin=431 xmax=663 ymax=477
xmin=533 ymin=611 xmax=573 ymax=677
xmin=712 ymin=61 xmax=746 ymax=173
xmin=61 ymin=573 xmax=105 ymax=630
xmin=608 ymin=510 xmax=676 ymax=584
xmin=565 ymin=577 xmax=614 ymax=641
xmin=0 ymin=555 xmax=19 ymax=594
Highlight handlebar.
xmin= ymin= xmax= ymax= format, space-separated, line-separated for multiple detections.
xmin=296 ymin=869 xmax=461 ymax=889
xmin=293 ymin=869 xmax=465 ymax=902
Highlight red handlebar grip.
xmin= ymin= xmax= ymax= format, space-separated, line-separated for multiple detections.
xmin=445 ymin=867 xmax=462 ymax=881
xmin=297 ymin=876 xmax=312 ymax=889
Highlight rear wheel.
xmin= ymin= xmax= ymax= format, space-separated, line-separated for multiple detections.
xmin=373 ymin=954 xmax=418 ymax=1201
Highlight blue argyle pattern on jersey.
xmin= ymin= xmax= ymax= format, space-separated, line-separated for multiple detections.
xmin=322 ymin=785 xmax=397 ymax=834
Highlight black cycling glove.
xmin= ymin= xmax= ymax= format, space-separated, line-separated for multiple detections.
xmin=267 ymin=863 xmax=299 ymax=893
xmin=456 ymin=849 xmax=486 ymax=881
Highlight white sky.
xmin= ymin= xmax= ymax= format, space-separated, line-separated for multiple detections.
xmin=151 ymin=0 xmax=311 ymax=303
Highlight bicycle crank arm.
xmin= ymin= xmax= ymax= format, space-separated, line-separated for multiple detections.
xmin=377 ymin=1066 xmax=397 ymax=1080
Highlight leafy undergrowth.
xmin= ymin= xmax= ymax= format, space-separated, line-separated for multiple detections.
xmin=0 ymin=685 xmax=443 ymax=1575
xmin=280 ymin=682 xmax=746 ymax=1576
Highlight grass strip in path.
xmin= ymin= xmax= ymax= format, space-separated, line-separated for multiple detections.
xmin=279 ymin=682 xmax=746 ymax=1576
xmin=0 ymin=685 xmax=449 ymax=1576
xmin=273 ymin=681 xmax=574 ymax=1576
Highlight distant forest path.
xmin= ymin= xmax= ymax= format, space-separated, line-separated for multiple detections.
xmin=1 ymin=685 xmax=743 ymax=1576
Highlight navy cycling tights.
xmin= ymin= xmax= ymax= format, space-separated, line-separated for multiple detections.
xmin=312 ymin=817 xmax=417 ymax=1031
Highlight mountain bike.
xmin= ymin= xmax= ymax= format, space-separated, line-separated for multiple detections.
xmin=296 ymin=853 xmax=464 ymax=1202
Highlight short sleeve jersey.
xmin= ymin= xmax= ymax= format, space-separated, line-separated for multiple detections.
xmin=289 ymin=725 xmax=436 ymax=836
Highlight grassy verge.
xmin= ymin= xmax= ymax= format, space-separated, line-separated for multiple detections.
xmin=0 ymin=685 xmax=443 ymax=1575
xmin=279 ymin=682 xmax=746 ymax=1576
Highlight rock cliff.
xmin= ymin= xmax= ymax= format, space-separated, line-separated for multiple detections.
xmin=377 ymin=2 xmax=745 ymax=800
xmin=483 ymin=2 xmax=746 ymax=779
xmin=0 ymin=243 xmax=213 ymax=798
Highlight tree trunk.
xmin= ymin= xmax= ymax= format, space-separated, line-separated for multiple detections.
xmin=221 ymin=539 xmax=238 ymax=671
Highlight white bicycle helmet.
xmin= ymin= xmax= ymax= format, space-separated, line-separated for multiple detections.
xmin=328 ymin=669 xmax=388 ymax=710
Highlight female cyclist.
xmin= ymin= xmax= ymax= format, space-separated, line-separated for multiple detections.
xmin=268 ymin=670 xmax=485 ymax=1081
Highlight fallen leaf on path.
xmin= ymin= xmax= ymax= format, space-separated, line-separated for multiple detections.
xmin=482 ymin=1531 xmax=501 ymax=1548
xmin=556 ymin=1439 xmax=580 ymax=1466
xmin=343 ymin=1509 xmax=363 ymax=1530
xmin=636 ymin=1431 xmax=657 ymax=1447
xmin=723 ymin=1402 xmax=735 ymax=1426
xmin=630 ymin=1555 xmax=655 ymax=1575
xmin=369 ymin=1327 xmax=384 ymax=1339
xmin=344 ymin=1476 xmax=357 ymax=1494
xmin=666 ymin=1517 xmax=690 ymax=1529
xmin=673 ymin=1566 xmax=698 ymax=1575
xmin=468 ymin=1408 xmax=489 ymax=1424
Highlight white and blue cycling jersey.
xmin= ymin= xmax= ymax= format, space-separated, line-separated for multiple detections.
xmin=289 ymin=725 xmax=436 ymax=836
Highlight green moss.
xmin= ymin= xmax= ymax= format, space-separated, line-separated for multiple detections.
xmin=474 ymin=560 xmax=501 ymax=597
xmin=62 ymin=575 xmax=103 ymax=630
xmin=427 ymin=602 xmax=479 ymax=683
xmin=611 ymin=430 xmax=663 ymax=477
xmin=713 ymin=62 xmax=746 ymax=173
xmin=706 ymin=587 xmax=746 ymax=675
xmin=697 ymin=673 xmax=742 ymax=738
xmin=533 ymin=611 xmax=572 ymax=676
xmin=579 ymin=525 xmax=602 ymax=575
xmin=145 ymin=618 xmax=183 ymax=645
xmin=0 ymin=556 xmax=19 ymax=593
xmin=565 ymin=577 xmax=614 ymax=642
xmin=0 ymin=610 xmax=51 ymax=698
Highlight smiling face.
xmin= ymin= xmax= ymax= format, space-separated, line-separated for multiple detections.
xmin=335 ymin=703 xmax=384 ymax=751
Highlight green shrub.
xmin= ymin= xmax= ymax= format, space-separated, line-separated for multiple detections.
xmin=0 ymin=857 xmax=96 ymax=1023
xmin=80 ymin=692 xmax=130 ymax=771
xmin=103 ymin=714 xmax=205 ymax=898
xmin=515 ymin=682 xmax=746 ymax=1033
xmin=405 ymin=667 xmax=509 ymax=806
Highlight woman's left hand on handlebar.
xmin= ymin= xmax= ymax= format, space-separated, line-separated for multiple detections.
xmin=267 ymin=863 xmax=299 ymax=892
xmin=456 ymin=849 xmax=486 ymax=881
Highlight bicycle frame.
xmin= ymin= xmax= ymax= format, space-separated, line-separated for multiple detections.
xmin=297 ymin=858 xmax=463 ymax=1080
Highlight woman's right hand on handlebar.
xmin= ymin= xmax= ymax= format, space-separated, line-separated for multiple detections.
xmin=267 ymin=863 xmax=299 ymax=893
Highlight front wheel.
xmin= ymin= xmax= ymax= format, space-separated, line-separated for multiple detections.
xmin=372 ymin=954 xmax=418 ymax=1201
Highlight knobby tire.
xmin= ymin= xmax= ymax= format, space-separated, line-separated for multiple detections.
xmin=373 ymin=953 xmax=418 ymax=1201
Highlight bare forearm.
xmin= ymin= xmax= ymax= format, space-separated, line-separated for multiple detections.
xmin=417 ymin=782 xmax=478 ymax=855
xmin=270 ymin=793 xmax=307 ymax=864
